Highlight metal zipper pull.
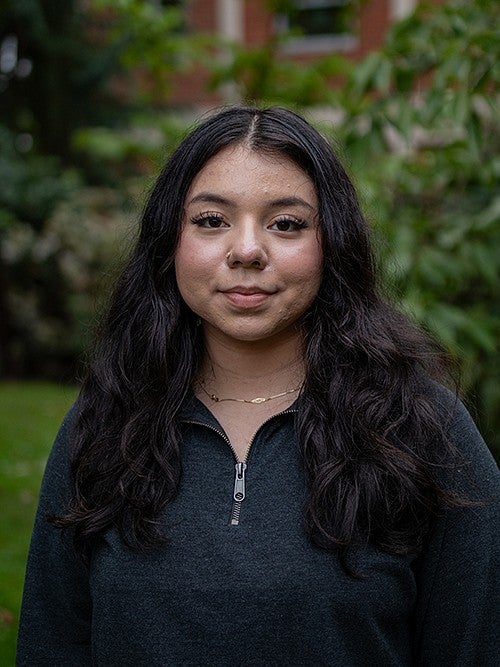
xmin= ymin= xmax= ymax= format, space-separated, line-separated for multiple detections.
xmin=230 ymin=462 xmax=247 ymax=526
xmin=233 ymin=462 xmax=247 ymax=501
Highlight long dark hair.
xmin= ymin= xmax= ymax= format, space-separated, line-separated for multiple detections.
xmin=54 ymin=106 xmax=461 ymax=564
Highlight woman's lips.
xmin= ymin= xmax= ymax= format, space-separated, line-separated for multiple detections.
xmin=222 ymin=289 xmax=273 ymax=308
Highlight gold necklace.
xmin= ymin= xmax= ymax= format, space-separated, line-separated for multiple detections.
xmin=199 ymin=380 xmax=301 ymax=405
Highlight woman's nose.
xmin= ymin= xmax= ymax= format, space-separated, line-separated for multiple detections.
xmin=226 ymin=224 xmax=268 ymax=269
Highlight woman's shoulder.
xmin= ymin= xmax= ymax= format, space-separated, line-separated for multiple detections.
xmin=37 ymin=402 xmax=80 ymax=508
xmin=425 ymin=381 xmax=486 ymax=446
xmin=422 ymin=380 xmax=499 ymax=495
xmin=49 ymin=402 xmax=79 ymax=460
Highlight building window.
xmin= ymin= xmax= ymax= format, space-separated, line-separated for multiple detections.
xmin=278 ymin=0 xmax=357 ymax=53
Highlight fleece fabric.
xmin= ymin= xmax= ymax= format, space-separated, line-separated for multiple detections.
xmin=16 ymin=387 xmax=500 ymax=666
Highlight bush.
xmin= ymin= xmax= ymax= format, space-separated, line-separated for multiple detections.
xmin=1 ymin=183 xmax=136 ymax=378
xmin=335 ymin=0 xmax=500 ymax=454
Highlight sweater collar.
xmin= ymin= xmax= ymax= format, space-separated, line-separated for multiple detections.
xmin=179 ymin=390 xmax=300 ymax=428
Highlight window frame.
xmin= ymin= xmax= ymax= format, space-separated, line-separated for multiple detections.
xmin=276 ymin=0 xmax=358 ymax=54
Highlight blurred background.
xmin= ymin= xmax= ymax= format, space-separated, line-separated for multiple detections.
xmin=0 ymin=0 xmax=498 ymax=660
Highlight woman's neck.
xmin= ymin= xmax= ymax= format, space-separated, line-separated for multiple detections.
xmin=199 ymin=328 xmax=305 ymax=398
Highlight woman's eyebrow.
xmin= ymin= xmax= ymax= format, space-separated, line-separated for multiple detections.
xmin=267 ymin=196 xmax=315 ymax=211
xmin=187 ymin=192 xmax=233 ymax=206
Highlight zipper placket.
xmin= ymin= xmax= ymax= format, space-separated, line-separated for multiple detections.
xmin=184 ymin=408 xmax=297 ymax=526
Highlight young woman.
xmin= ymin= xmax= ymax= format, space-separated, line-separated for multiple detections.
xmin=17 ymin=107 xmax=499 ymax=665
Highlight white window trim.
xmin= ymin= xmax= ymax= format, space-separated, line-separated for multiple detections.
xmin=280 ymin=33 xmax=358 ymax=54
xmin=217 ymin=0 xmax=244 ymax=42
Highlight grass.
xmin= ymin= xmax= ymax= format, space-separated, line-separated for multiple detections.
xmin=0 ymin=381 xmax=78 ymax=666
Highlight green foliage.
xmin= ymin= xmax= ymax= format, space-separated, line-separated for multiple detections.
xmin=334 ymin=0 xmax=500 ymax=453
xmin=207 ymin=36 xmax=349 ymax=106
xmin=0 ymin=0 xmax=191 ymax=377
xmin=0 ymin=0 xmax=126 ymax=161
xmin=0 ymin=123 xmax=83 ymax=376
xmin=66 ymin=1 xmax=202 ymax=174
xmin=90 ymin=0 xmax=198 ymax=102
xmin=0 ymin=127 xmax=80 ymax=230
xmin=0 ymin=381 xmax=77 ymax=665
xmin=72 ymin=111 xmax=191 ymax=175
xmin=2 ymin=185 xmax=135 ymax=378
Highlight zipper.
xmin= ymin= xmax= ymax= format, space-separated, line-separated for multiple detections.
xmin=183 ymin=408 xmax=297 ymax=526
xmin=230 ymin=462 xmax=247 ymax=525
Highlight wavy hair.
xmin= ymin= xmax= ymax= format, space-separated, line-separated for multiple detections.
xmin=54 ymin=107 xmax=461 ymax=565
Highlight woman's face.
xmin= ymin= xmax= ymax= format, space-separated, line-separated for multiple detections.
xmin=175 ymin=143 xmax=323 ymax=347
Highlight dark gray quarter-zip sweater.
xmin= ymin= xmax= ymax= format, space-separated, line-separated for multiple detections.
xmin=17 ymin=388 xmax=500 ymax=666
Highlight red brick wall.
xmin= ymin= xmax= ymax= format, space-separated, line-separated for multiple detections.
xmin=244 ymin=0 xmax=274 ymax=46
xmin=357 ymin=0 xmax=390 ymax=57
xmin=188 ymin=0 xmax=217 ymax=31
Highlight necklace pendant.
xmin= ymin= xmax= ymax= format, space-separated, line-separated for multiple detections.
xmin=250 ymin=397 xmax=266 ymax=404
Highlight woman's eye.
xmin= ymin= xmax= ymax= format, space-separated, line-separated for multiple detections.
xmin=270 ymin=217 xmax=307 ymax=232
xmin=191 ymin=213 xmax=226 ymax=228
